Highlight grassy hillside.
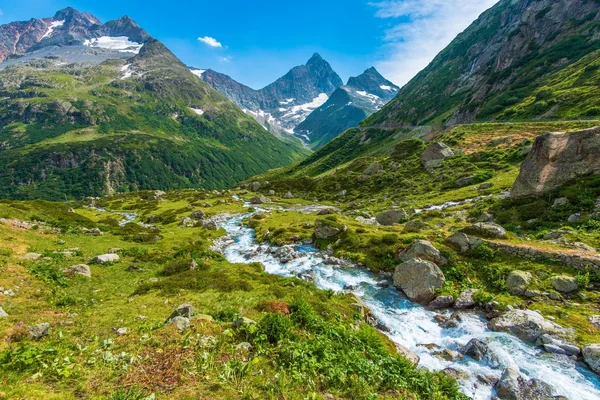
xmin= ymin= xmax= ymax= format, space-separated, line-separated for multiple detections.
xmin=0 ymin=40 xmax=308 ymax=201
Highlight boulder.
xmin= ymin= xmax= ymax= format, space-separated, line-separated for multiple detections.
xmin=364 ymin=162 xmax=383 ymax=176
xmin=420 ymin=142 xmax=454 ymax=168
xmin=251 ymin=181 xmax=261 ymax=191
xmin=538 ymin=334 xmax=580 ymax=356
xmin=455 ymin=176 xmax=476 ymax=187
xmin=61 ymin=264 xmax=92 ymax=278
xmin=166 ymin=303 xmax=193 ymax=322
xmin=202 ymin=220 xmax=219 ymax=230
xmin=583 ymin=344 xmax=600 ymax=374
xmin=22 ymin=253 xmax=42 ymax=261
xmin=427 ymin=296 xmax=454 ymax=310
xmin=506 ymin=271 xmax=533 ymax=296
xmin=83 ymin=228 xmax=103 ymax=236
xmin=488 ymin=309 xmax=567 ymax=343
xmin=314 ymin=220 xmax=346 ymax=239
xmin=249 ymin=196 xmax=270 ymax=204
xmin=478 ymin=211 xmax=494 ymax=222
xmin=29 ymin=323 xmax=50 ymax=340
xmin=0 ymin=307 xmax=7 ymax=318
xmin=179 ymin=217 xmax=194 ymax=227
xmin=459 ymin=338 xmax=496 ymax=364
xmin=284 ymin=191 xmax=295 ymax=199
xmin=94 ymin=254 xmax=120 ymax=264
xmin=170 ymin=316 xmax=191 ymax=331
xmin=552 ymin=197 xmax=569 ymax=208
xmin=495 ymin=367 xmax=554 ymax=400
xmin=403 ymin=220 xmax=430 ymax=232
xmin=454 ymin=289 xmax=478 ymax=309
xmin=189 ymin=210 xmax=205 ymax=219
xmin=445 ymin=232 xmax=483 ymax=253
xmin=396 ymin=344 xmax=420 ymax=365
xmin=550 ymin=275 xmax=578 ymax=293
xmin=543 ymin=230 xmax=571 ymax=240
xmin=398 ymin=240 xmax=448 ymax=267
xmin=317 ymin=208 xmax=336 ymax=215
xmin=375 ymin=209 xmax=408 ymax=226
xmin=393 ymin=259 xmax=445 ymax=305
xmin=589 ymin=315 xmax=600 ymax=330
xmin=232 ymin=317 xmax=257 ymax=328
xmin=462 ymin=222 xmax=507 ymax=239
xmin=108 ymin=248 xmax=122 ymax=254
xmin=511 ymin=128 xmax=600 ymax=197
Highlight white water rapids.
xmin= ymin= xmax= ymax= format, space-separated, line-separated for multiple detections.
xmin=218 ymin=211 xmax=600 ymax=400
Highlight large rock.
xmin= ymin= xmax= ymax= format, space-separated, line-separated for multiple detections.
xmin=375 ymin=209 xmax=408 ymax=226
xmin=583 ymin=344 xmax=600 ymax=374
xmin=314 ymin=220 xmax=346 ymax=239
xmin=0 ymin=307 xmax=7 ymax=318
xmin=550 ymin=275 xmax=578 ymax=293
xmin=94 ymin=254 xmax=120 ymax=264
xmin=396 ymin=344 xmax=420 ymax=365
xmin=454 ymin=289 xmax=478 ymax=309
xmin=495 ymin=367 xmax=554 ymax=400
xmin=488 ymin=309 xmax=567 ymax=343
xmin=459 ymin=338 xmax=497 ymax=365
xmin=445 ymin=232 xmax=483 ymax=253
xmin=462 ymin=222 xmax=507 ymax=239
xmin=511 ymin=128 xmax=600 ymax=197
xmin=166 ymin=303 xmax=193 ymax=322
xmin=61 ymin=264 xmax=92 ymax=278
xmin=427 ymin=296 xmax=454 ymax=310
xmin=249 ymin=196 xmax=270 ymax=204
xmin=506 ymin=271 xmax=533 ymax=296
xmin=393 ymin=259 xmax=445 ymax=305
xmin=364 ymin=162 xmax=383 ymax=176
xmin=29 ymin=323 xmax=50 ymax=340
xmin=22 ymin=253 xmax=42 ymax=261
xmin=398 ymin=240 xmax=448 ymax=267
xmin=421 ymin=142 xmax=454 ymax=168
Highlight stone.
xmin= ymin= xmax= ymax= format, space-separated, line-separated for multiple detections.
xmin=445 ymin=232 xmax=483 ymax=253
xmin=317 ymin=208 xmax=336 ymax=215
xmin=568 ymin=213 xmax=582 ymax=223
xmin=427 ymin=296 xmax=454 ymax=310
xmin=284 ymin=191 xmax=295 ymax=199
xmin=22 ymin=253 xmax=42 ymax=261
xmin=488 ymin=309 xmax=567 ymax=343
xmin=583 ymin=344 xmax=600 ymax=374
xmin=495 ymin=367 xmax=521 ymax=400
xmin=478 ymin=182 xmax=493 ymax=191
xmin=116 ymin=328 xmax=127 ymax=336
xmin=364 ymin=162 xmax=383 ymax=176
xmin=421 ymin=142 xmax=454 ymax=168
xmin=251 ymin=181 xmax=261 ymax=191
xmin=459 ymin=339 xmax=496 ymax=364
xmin=461 ymin=222 xmax=507 ymax=239
xmin=478 ymin=211 xmax=494 ymax=222
xmin=108 ymin=248 xmax=122 ymax=254
xmin=170 ymin=316 xmax=190 ymax=331
xmin=268 ymin=190 xmax=275 ymax=196
xmin=232 ymin=317 xmax=257 ymax=329
xmin=396 ymin=344 xmax=420 ymax=365
xmin=29 ymin=323 xmax=50 ymax=340
xmin=94 ymin=254 xmax=120 ymax=264
xmin=166 ymin=303 xmax=193 ymax=322
xmin=403 ymin=220 xmax=430 ymax=232
xmin=455 ymin=176 xmax=476 ymax=187
xmin=61 ymin=264 xmax=92 ymax=278
xmin=83 ymin=228 xmax=104 ymax=236
xmin=543 ymin=230 xmax=571 ymax=240
xmin=393 ymin=259 xmax=445 ymax=305
xmin=550 ymin=275 xmax=579 ymax=293
xmin=398 ymin=240 xmax=448 ymax=267
xmin=236 ymin=342 xmax=253 ymax=352
xmin=589 ymin=315 xmax=600 ymax=330
xmin=552 ymin=197 xmax=569 ymax=208
xmin=0 ymin=307 xmax=8 ymax=318
xmin=249 ymin=196 xmax=270 ymax=204
xmin=202 ymin=220 xmax=219 ymax=230
xmin=314 ymin=220 xmax=346 ymax=239
xmin=454 ymin=289 xmax=478 ymax=309
xmin=506 ymin=271 xmax=533 ymax=296
xmin=511 ymin=128 xmax=600 ymax=198
xmin=189 ymin=210 xmax=205 ymax=219
xmin=375 ymin=209 xmax=408 ymax=226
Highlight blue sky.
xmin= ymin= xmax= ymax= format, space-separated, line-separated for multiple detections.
xmin=0 ymin=0 xmax=497 ymax=89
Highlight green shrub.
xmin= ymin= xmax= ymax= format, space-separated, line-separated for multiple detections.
xmin=258 ymin=313 xmax=293 ymax=343
xmin=575 ymin=272 xmax=590 ymax=290
xmin=466 ymin=243 xmax=496 ymax=261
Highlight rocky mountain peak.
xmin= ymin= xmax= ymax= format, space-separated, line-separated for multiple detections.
xmin=53 ymin=7 xmax=100 ymax=26
xmin=346 ymin=67 xmax=399 ymax=100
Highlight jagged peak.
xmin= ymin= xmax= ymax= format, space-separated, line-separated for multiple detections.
xmin=53 ymin=7 xmax=100 ymax=25
xmin=306 ymin=52 xmax=324 ymax=65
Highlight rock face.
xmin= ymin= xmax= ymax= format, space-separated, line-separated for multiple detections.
xmin=506 ymin=271 xmax=533 ymax=296
xmin=583 ymin=344 xmax=600 ymax=374
xmin=550 ymin=275 xmax=578 ymax=293
xmin=398 ymin=240 xmax=448 ymax=267
xmin=511 ymin=128 xmax=600 ymax=198
xmin=375 ymin=210 xmax=408 ymax=226
xmin=421 ymin=142 xmax=454 ymax=168
xmin=488 ymin=309 xmax=567 ymax=343
xmin=393 ymin=259 xmax=445 ymax=305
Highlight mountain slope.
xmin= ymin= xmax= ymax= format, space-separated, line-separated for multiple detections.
xmin=294 ymin=67 xmax=398 ymax=149
xmin=197 ymin=53 xmax=343 ymax=137
xmin=0 ymin=10 xmax=307 ymax=200
xmin=366 ymin=0 xmax=600 ymax=127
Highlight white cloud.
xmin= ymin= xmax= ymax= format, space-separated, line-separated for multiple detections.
xmin=370 ymin=0 xmax=498 ymax=86
xmin=218 ymin=56 xmax=232 ymax=63
xmin=197 ymin=36 xmax=223 ymax=48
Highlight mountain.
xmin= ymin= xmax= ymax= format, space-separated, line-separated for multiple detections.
xmin=0 ymin=8 xmax=306 ymax=200
xmin=367 ymin=0 xmax=600 ymax=127
xmin=196 ymin=53 xmax=343 ymax=137
xmin=294 ymin=67 xmax=398 ymax=149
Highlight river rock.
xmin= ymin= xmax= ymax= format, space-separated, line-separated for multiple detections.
xmin=445 ymin=232 xmax=483 ymax=253
xmin=398 ymin=240 xmax=448 ymax=267
xmin=94 ymin=254 xmax=120 ymax=264
xmin=29 ymin=323 xmax=50 ymax=340
xmin=427 ymin=296 xmax=455 ymax=310
xmin=488 ymin=309 xmax=567 ymax=343
xmin=454 ymin=288 xmax=478 ymax=309
xmin=506 ymin=271 xmax=533 ymax=296
xmin=461 ymin=222 xmax=507 ymax=239
xmin=511 ymin=127 xmax=600 ymax=197
xmin=393 ymin=259 xmax=445 ymax=305
xmin=421 ymin=142 xmax=454 ymax=168
xmin=550 ymin=275 xmax=578 ymax=293
xmin=61 ymin=264 xmax=92 ymax=278
xmin=537 ymin=334 xmax=580 ymax=356
xmin=396 ymin=344 xmax=420 ymax=365
xmin=583 ymin=344 xmax=600 ymax=374
xmin=314 ymin=220 xmax=346 ymax=239
xmin=166 ymin=303 xmax=193 ymax=322
xmin=375 ymin=209 xmax=408 ymax=226
xmin=459 ymin=338 xmax=498 ymax=366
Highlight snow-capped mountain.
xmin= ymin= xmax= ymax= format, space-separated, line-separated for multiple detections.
xmin=194 ymin=53 xmax=343 ymax=137
xmin=0 ymin=7 xmax=151 ymax=66
xmin=294 ymin=67 xmax=399 ymax=149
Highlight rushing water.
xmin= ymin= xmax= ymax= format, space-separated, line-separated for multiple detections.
xmin=219 ymin=211 xmax=600 ymax=400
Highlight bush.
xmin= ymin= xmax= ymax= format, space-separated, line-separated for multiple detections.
xmin=258 ymin=313 xmax=293 ymax=343
xmin=466 ymin=243 xmax=496 ymax=261
xmin=212 ymin=307 xmax=241 ymax=322
xmin=575 ymin=272 xmax=590 ymax=290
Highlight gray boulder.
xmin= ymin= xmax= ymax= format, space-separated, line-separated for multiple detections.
xmin=396 ymin=344 xmax=420 ymax=365
xmin=511 ymin=128 xmax=600 ymax=197
xmin=166 ymin=303 xmax=193 ymax=322
xmin=398 ymin=240 xmax=448 ymax=267
xmin=455 ymin=176 xmax=476 ymax=187
xmin=445 ymin=232 xmax=483 ymax=253
xmin=189 ymin=210 xmax=205 ymax=219
xmin=0 ymin=307 xmax=7 ymax=318
xmin=29 ymin=323 xmax=50 ymax=340
xmin=170 ymin=316 xmax=191 ymax=331
xmin=550 ymin=275 xmax=578 ymax=293
xmin=284 ymin=191 xmax=295 ymax=199
xmin=249 ymin=196 xmax=271 ymax=204
xmin=506 ymin=271 xmax=533 ymax=296
xmin=393 ymin=259 xmax=445 ymax=305
xmin=94 ymin=254 xmax=120 ymax=264
xmin=462 ymin=222 xmax=507 ymax=239
xmin=364 ymin=162 xmax=383 ymax=176
xmin=403 ymin=220 xmax=430 ymax=232
xmin=543 ymin=230 xmax=571 ymax=240
xmin=61 ymin=264 xmax=92 ymax=278
xmin=488 ymin=309 xmax=567 ymax=343
xmin=459 ymin=338 xmax=496 ymax=364
xmin=421 ymin=142 xmax=454 ymax=168
xmin=552 ymin=198 xmax=569 ymax=208
xmin=454 ymin=289 xmax=478 ymax=309
xmin=495 ymin=367 xmax=554 ymax=400
xmin=251 ymin=181 xmax=261 ymax=191
xmin=22 ymin=253 xmax=42 ymax=261
xmin=427 ymin=296 xmax=455 ymax=310
xmin=314 ymin=220 xmax=346 ymax=239
xmin=583 ymin=344 xmax=600 ymax=374
xmin=375 ymin=209 xmax=408 ymax=226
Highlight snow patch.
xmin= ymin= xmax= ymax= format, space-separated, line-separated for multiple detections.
xmin=83 ymin=36 xmax=143 ymax=54
xmin=190 ymin=108 xmax=204 ymax=115
xmin=190 ymin=69 xmax=206 ymax=78
xmin=41 ymin=20 xmax=65 ymax=39
xmin=120 ymin=64 xmax=132 ymax=79
xmin=284 ymin=93 xmax=328 ymax=117
xmin=356 ymin=91 xmax=381 ymax=103
xmin=278 ymin=108 xmax=287 ymax=112
xmin=279 ymin=98 xmax=295 ymax=105
xmin=380 ymin=85 xmax=396 ymax=91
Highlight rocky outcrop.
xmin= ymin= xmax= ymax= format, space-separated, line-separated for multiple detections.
xmin=511 ymin=128 xmax=600 ymax=197
xmin=166 ymin=303 xmax=193 ymax=323
xmin=314 ymin=220 xmax=347 ymax=239
xmin=583 ymin=344 xmax=600 ymax=374
xmin=488 ymin=309 xmax=568 ymax=343
xmin=446 ymin=232 xmax=483 ymax=253
xmin=421 ymin=142 xmax=454 ymax=168
xmin=495 ymin=367 xmax=554 ymax=400
xmin=550 ymin=275 xmax=578 ymax=293
xmin=393 ymin=259 xmax=445 ymax=305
